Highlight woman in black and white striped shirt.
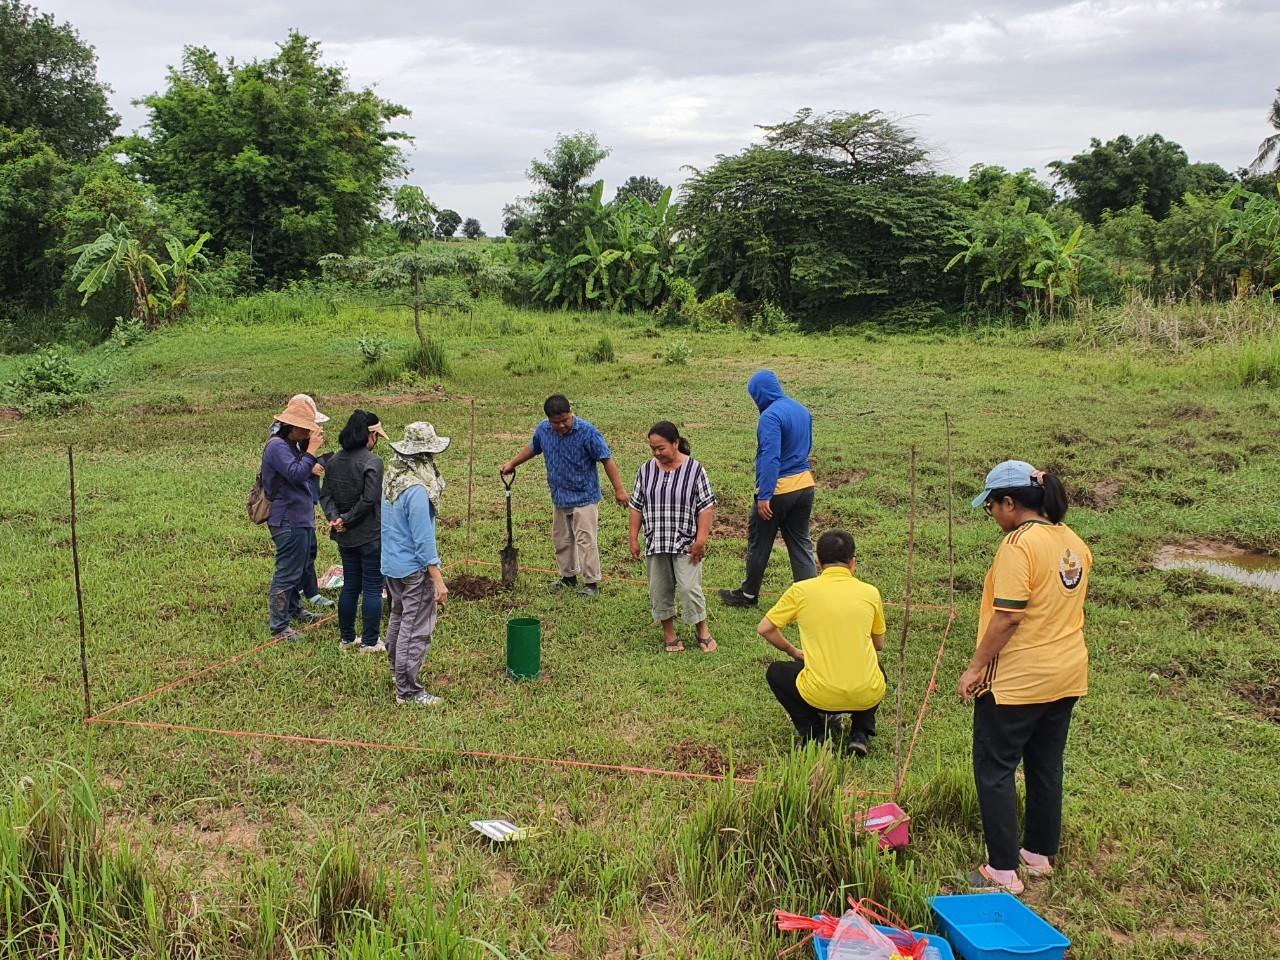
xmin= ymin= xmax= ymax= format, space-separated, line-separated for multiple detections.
xmin=628 ymin=422 xmax=718 ymax=653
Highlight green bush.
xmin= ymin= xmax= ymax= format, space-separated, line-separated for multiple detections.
xmin=405 ymin=340 xmax=450 ymax=379
xmin=694 ymin=290 xmax=746 ymax=327
xmin=663 ymin=339 xmax=691 ymax=365
xmin=751 ymin=300 xmax=795 ymax=334
xmin=109 ymin=316 xmax=147 ymax=349
xmin=575 ymin=334 xmax=616 ymax=365
xmin=506 ymin=336 xmax=565 ymax=376
xmin=2 ymin=346 xmax=105 ymax=414
xmin=655 ymin=278 xmax=698 ymax=327
xmin=356 ymin=330 xmax=391 ymax=365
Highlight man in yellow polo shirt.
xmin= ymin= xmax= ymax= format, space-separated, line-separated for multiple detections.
xmin=757 ymin=529 xmax=887 ymax=756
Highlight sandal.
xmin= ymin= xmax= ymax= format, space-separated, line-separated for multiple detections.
xmin=1019 ymin=849 xmax=1054 ymax=877
xmin=663 ymin=639 xmax=685 ymax=653
xmin=697 ymin=636 xmax=717 ymax=653
xmin=967 ymin=864 xmax=1024 ymax=895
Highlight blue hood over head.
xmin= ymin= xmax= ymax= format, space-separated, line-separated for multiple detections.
xmin=747 ymin=369 xmax=786 ymax=411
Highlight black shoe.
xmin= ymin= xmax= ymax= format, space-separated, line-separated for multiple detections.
xmin=845 ymin=731 xmax=869 ymax=758
xmin=718 ymin=588 xmax=758 ymax=608
xmin=293 ymin=610 xmax=324 ymax=625
xmin=577 ymin=583 xmax=599 ymax=597
xmin=548 ymin=576 xmax=578 ymax=592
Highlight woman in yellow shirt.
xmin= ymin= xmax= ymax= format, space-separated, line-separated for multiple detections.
xmin=958 ymin=460 xmax=1092 ymax=895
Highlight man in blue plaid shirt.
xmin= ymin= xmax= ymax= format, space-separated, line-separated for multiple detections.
xmin=500 ymin=395 xmax=629 ymax=596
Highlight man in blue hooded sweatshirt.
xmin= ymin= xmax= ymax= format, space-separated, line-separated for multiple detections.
xmin=720 ymin=370 xmax=818 ymax=607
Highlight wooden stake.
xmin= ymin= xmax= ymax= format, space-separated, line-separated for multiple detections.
xmin=465 ymin=398 xmax=476 ymax=565
xmin=894 ymin=445 xmax=917 ymax=786
xmin=68 ymin=446 xmax=92 ymax=720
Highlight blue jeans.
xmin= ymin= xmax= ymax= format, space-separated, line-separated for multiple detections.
xmin=338 ymin=539 xmax=384 ymax=645
xmin=268 ymin=525 xmax=314 ymax=634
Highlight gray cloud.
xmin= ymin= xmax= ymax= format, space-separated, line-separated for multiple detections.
xmin=50 ymin=0 xmax=1280 ymax=232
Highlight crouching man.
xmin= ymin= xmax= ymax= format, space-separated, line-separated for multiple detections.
xmin=757 ymin=529 xmax=887 ymax=756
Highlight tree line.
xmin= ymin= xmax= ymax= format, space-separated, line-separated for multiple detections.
xmin=2 ymin=0 xmax=1278 ymax=346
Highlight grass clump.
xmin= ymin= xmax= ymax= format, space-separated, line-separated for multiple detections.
xmin=1235 ymin=335 xmax=1280 ymax=387
xmin=675 ymin=750 xmax=930 ymax=932
xmin=575 ymin=334 xmax=616 ymax=365
xmin=406 ymin=339 xmax=450 ymax=379
xmin=506 ymin=335 xmax=565 ymax=375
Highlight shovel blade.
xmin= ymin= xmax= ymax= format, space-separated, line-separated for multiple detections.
xmin=500 ymin=546 xmax=519 ymax=587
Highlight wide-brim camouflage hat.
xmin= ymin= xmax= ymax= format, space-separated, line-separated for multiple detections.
xmin=390 ymin=421 xmax=450 ymax=456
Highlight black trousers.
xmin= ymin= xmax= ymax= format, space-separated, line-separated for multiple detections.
xmin=741 ymin=486 xmax=818 ymax=596
xmin=766 ymin=660 xmax=879 ymax=744
xmin=972 ymin=693 xmax=1077 ymax=871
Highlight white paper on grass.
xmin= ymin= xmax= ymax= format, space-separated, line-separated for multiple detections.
xmin=470 ymin=819 xmax=527 ymax=842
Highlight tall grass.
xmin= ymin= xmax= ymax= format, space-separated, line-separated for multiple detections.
xmin=1052 ymin=292 xmax=1280 ymax=353
xmin=674 ymin=750 xmax=932 ymax=934
xmin=0 ymin=771 xmax=486 ymax=959
xmin=504 ymin=335 xmax=565 ymax=376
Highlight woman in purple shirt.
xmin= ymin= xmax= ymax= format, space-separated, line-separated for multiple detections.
xmin=261 ymin=395 xmax=328 ymax=639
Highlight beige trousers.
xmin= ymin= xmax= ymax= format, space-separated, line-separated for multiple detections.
xmin=551 ymin=503 xmax=601 ymax=583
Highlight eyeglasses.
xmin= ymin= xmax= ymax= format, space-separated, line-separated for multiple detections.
xmin=983 ymin=498 xmax=1002 ymax=516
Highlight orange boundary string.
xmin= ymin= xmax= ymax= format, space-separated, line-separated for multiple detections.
xmin=86 ymin=716 xmax=760 ymax=785
xmin=894 ymin=608 xmax=955 ymax=795
xmin=87 ymin=614 xmax=335 ymax=722
xmin=82 ymin=570 xmax=953 ymax=794
xmin=462 ymin=557 xmax=952 ymax=611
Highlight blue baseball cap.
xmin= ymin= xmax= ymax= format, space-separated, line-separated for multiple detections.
xmin=971 ymin=460 xmax=1038 ymax=508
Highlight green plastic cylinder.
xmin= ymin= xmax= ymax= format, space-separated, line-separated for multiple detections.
xmin=506 ymin=617 xmax=541 ymax=680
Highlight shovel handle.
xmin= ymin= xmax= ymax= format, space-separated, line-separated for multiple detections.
xmin=501 ymin=470 xmax=515 ymax=493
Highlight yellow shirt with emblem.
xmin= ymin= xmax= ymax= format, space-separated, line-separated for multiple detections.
xmin=978 ymin=520 xmax=1092 ymax=705
xmin=765 ymin=566 xmax=887 ymax=712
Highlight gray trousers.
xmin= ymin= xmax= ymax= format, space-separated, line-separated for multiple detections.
xmin=646 ymin=553 xmax=707 ymax=624
xmin=385 ymin=569 xmax=438 ymax=700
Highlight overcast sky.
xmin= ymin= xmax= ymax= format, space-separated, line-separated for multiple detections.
xmin=50 ymin=0 xmax=1280 ymax=234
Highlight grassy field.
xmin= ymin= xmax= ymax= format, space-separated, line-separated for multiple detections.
xmin=1 ymin=295 xmax=1279 ymax=958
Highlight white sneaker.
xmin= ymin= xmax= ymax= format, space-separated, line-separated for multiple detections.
xmin=359 ymin=640 xmax=387 ymax=654
xmin=397 ymin=692 xmax=443 ymax=706
xmin=339 ymin=638 xmax=359 ymax=650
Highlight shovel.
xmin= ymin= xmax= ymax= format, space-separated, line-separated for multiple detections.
xmin=500 ymin=470 xmax=519 ymax=588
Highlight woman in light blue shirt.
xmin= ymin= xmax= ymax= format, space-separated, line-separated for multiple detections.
xmin=381 ymin=422 xmax=451 ymax=706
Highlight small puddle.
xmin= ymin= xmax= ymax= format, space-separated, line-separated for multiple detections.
xmin=1155 ymin=541 xmax=1280 ymax=592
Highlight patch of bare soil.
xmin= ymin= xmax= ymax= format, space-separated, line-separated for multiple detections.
xmin=322 ymin=386 xmax=447 ymax=407
xmin=820 ymin=468 xmax=868 ymax=487
xmin=447 ymin=573 xmax=505 ymax=600
xmin=1235 ymin=682 xmax=1280 ymax=723
xmin=1072 ymin=478 xmax=1124 ymax=510
xmin=668 ymin=740 xmax=755 ymax=777
xmin=712 ymin=512 xmax=749 ymax=538
xmin=0 ymin=407 xmax=22 ymax=421
xmin=1168 ymin=401 xmax=1216 ymax=422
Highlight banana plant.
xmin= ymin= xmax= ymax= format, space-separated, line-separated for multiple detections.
xmin=162 ymin=232 xmax=213 ymax=317
xmin=69 ymin=216 xmax=169 ymax=326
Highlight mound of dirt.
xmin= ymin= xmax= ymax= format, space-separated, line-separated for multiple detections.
xmin=447 ymin=573 xmax=505 ymax=600
xmin=1235 ymin=682 xmax=1280 ymax=723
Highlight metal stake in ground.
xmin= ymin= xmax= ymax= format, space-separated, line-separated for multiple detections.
xmin=500 ymin=470 xmax=519 ymax=587
xmin=68 ymin=445 xmax=92 ymax=719
xmin=894 ymin=445 xmax=917 ymax=784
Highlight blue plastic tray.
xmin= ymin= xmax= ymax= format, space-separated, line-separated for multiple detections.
xmin=928 ymin=893 xmax=1070 ymax=960
xmin=814 ymin=922 xmax=956 ymax=960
